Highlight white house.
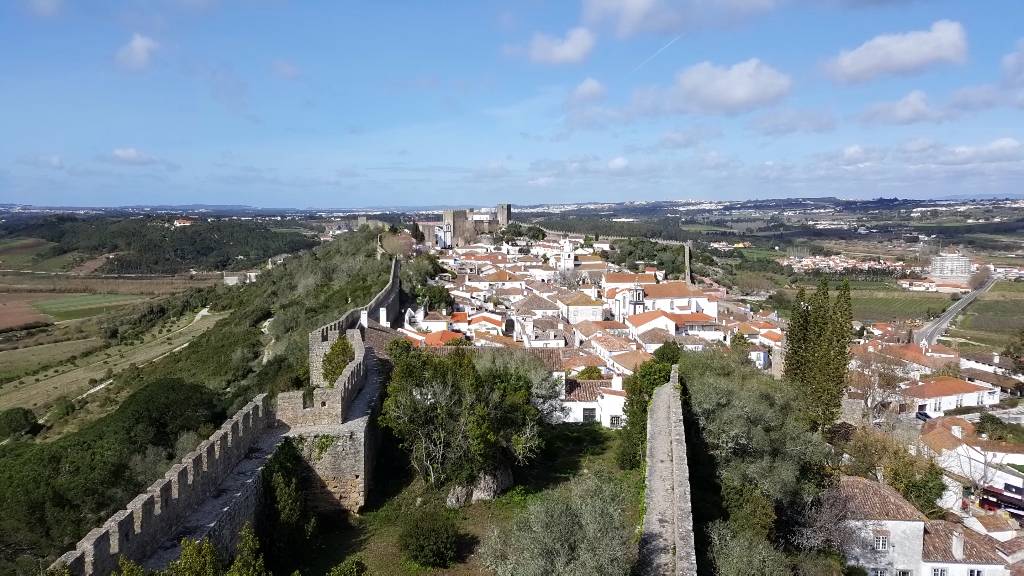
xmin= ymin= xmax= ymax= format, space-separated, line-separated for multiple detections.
xmin=839 ymin=475 xmax=1009 ymax=576
xmin=900 ymin=376 xmax=1000 ymax=418
xmin=560 ymin=376 xmax=627 ymax=429
xmin=554 ymin=291 xmax=604 ymax=325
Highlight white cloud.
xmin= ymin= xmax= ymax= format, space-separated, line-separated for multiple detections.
xmin=828 ymin=20 xmax=966 ymax=83
xmin=583 ymin=0 xmax=778 ymax=37
xmin=941 ymin=137 xmax=1022 ymax=165
xmin=528 ymin=176 xmax=556 ymax=187
xmin=607 ymin=156 xmax=630 ymax=171
xmin=116 ymin=33 xmax=159 ymax=71
xmin=26 ymin=0 xmax=61 ymax=17
xmin=1003 ymin=40 xmax=1024 ymax=87
xmin=272 ymin=59 xmax=301 ymax=80
xmin=662 ymin=58 xmax=791 ymax=114
xmin=750 ymin=108 xmax=835 ymax=135
xmin=861 ymin=90 xmax=949 ymax=125
xmin=102 ymin=147 xmax=178 ymax=171
xmin=528 ymin=27 xmax=596 ymax=64
xmin=570 ymin=77 xmax=606 ymax=104
xmin=949 ymin=84 xmax=1004 ymax=112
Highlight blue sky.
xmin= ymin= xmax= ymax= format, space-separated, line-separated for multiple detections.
xmin=2 ymin=0 xmax=1023 ymax=208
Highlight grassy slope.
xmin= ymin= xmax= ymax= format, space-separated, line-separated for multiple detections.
xmin=0 ymin=338 xmax=104 ymax=381
xmin=32 ymin=293 xmax=148 ymax=321
xmin=295 ymin=425 xmax=643 ymax=576
xmin=0 ymin=238 xmax=79 ymax=271
xmin=0 ymin=310 xmax=226 ymax=414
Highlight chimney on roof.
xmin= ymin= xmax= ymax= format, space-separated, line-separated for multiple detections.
xmin=379 ymin=307 xmax=388 ymax=327
xmin=359 ymin=309 xmax=369 ymax=328
xmin=952 ymin=529 xmax=965 ymax=561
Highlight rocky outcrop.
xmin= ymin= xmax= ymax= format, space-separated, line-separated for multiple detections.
xmin=446 ymin=465 xmax=514 ymax=508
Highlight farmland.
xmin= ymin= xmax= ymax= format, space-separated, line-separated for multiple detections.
xmin=0 ymin=292 xmax=145 ymax=330
xmin=850 ymin=290 xmax=950 ymax=323
xmin=948 ymin=281 xmax=1024 ymax=350
xmin=0 ymin=338 xmax=103 ymax=381
xmin=0 ymin=238 xmax=80 ymax=272
xmin=0 ymin=271 xmax=219 ymax=295
xmin=0 ymin=309 xmax=227 ymax=415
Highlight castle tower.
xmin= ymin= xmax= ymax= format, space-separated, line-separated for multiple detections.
xmin=497 ymin=203 xmax=512 ymax=228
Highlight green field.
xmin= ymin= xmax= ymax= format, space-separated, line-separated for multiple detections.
xmin=31 ymin=293 xmax=147 ymax=321
xmin=850 ymin=290 xmax=950 ymax=323
xmin=0 ymin=338 xmax=104 ymax=381
xmin=948 ymin=287 xmax=1024 ymax=349
xmin=0 ymin=238 xmax=79 ymax=272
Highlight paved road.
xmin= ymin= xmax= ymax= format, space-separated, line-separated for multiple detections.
xmin=917 ymin=277 xmax=996 ymax=345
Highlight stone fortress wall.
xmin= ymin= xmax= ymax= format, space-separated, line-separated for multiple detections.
xmin=639 ymin=365 xmax=699 ymax=575
xmin=52 ymin=394 xmax=272 ymax=576
xmin=52 ymin=257 xmax=403 ymax=576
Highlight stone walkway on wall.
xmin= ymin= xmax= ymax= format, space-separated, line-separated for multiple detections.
xmin=142 ymin=429 xmax=286 ymax=571
xmin=639 ymin=368 xmax=698 ymax=576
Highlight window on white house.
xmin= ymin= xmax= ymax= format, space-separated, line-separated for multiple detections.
xmin=871 ymin=569 xmax=888 ymax=576
xmin=610 ymin=415 xmax=622 ymax=429
xmin=932 ymin=569 xmax=948 ymax=576
xmin=932 ymin=400 xmax=942 ymax=412
xmin=977 ymin=393 xmax=985 ymax=404
xmin=582 ymin=408 xmax=596 ymax=423
xmin=873 ymin=535 xmax=889 ymax=551
xmin=956 ymin=396 xmax=963 ymax=408
xmin=969 ymin=570 xmax=984 ymax=576
xmin=896 ymin=571 xmax=912 ymax=576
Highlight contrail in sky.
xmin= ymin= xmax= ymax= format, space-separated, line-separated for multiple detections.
xmin=632 ymin=33 xmax=684 ymax=73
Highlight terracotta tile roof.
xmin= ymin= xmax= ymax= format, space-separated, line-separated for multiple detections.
xmin=975 ymin=514 xmax=1018 ymax=533
xmin=626 ymin=310 xmax=672 ymax=328
xmin=610 ymin=350 xmax=654 ymax=371
xmin=423 ymin=311 xmax=447 ymax=322
xmin=472 ymin=332 xmax=520 ymax=348
xmin=881 ymin=343 xmax=959 ymax=370
xmin=963 ymin=367 xmax=1023 ymax=390
xmin=450 ymin=311 xmax=468 ymax=323
xmin=564 ymin=379 xmax=605 ymax=402
xmin=562 ymin=352 xmax=605 ymax=369
xmin=902 ymin=376 xmax=991 ymax=399
xmin=423 ymin=330 xmax=466 ymax=347
xmin=470 ymin=315 xmax=503 ymax=327
xmin=603 ymin=272 xmax=657 ymax=285
xmin=598 ymin=386 xmax=626 ymax=397
xmin=838 ymin=476 xmax=926 ymax=522
xmin=669 ymin=312 xmax=716 ymax=325
xmin=575 ymin=320 xmax=628 ymax=338
xmin=638 ymin=327 xmax=674 ymax=345
xmin=999 ymin=535 xmax=1024 ymax=556
xmin=760 ymin=331 xmax=783 ymax=342
xmin=555 ymin=292 xmax=603 ymax=307
xmin=922 ymin=520 xmax=1006 ymax=564
xmin=642 ymin=281 xmax=703 ymax=299
xmin=590 ymin=332 xmax=634 ymax=353
xmin=605 ymin=287 xmax=620 ymax=299
xmin=513 ymin=293 xmax=559 ymax=313
xmin=484 ymin=270 xmax=525 ymax=282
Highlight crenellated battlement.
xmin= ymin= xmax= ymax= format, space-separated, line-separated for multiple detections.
xmin=51 ymin=395 xmax=271 ymax=576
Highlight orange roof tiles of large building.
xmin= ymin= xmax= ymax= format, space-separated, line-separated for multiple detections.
xmin=574 ymin=320 xmax=628 ymax=337
xmin=642 ymin=281 xmax=704 ymax=299
xmin=626 ymin=310 xmax=672 ymax=328
xmin=423 ymin=330 xmax=466 ymax=347
xmin=760 ymin=331 xmax=783 ymax=342
xmin=668 ymin=312 xmax=716 ymax=325
xmin=590 ymin=332 xmax=634 ymax=352
xmin=922 ymin=520 xmax=1005 ymax=564
xmin=604 ymin=272 xmax=657 ymax=284
xmin=450 ymin=311 xmax=468 ymax=323
xmin=556 ymin=292 xmax=603 ymax=307
xmin=470 ymin=315 xmax=503 ymax=327
xmin=902 ymin=376 xmax=991 ymax=399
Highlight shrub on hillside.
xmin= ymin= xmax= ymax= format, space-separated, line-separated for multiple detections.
xmin=398 ymin=508 xmax=458 ymax=568
xmin=0 ymin=408 xmax=36 ymax=439
xmin=327 ymin=556 xmax=368 ymax=576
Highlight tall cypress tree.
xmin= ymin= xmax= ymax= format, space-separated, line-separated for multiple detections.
xmin=783 ymin=287 xmax=809 ymax=384
xmin=819 ymin=279 xmax=854 ymax=427
xmin=804 ymin=278 xmax=835 ymax=431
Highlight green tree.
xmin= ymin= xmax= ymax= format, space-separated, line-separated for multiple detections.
xmin=226 ymin=523 xmax=267 ymax=576
xmin=322 ymin=336 xmax=355 ymax=385
xmin=0 ymin=408 xmax=36 ymax=439
xmin=783 ymin=288 xmax=809 ymax=384
xmin=407 ymin=221 xmax=425 ymax=243
xmin=616 ymin=360 xmax=672 ymax=470
xmin=575 ymin=366 xmax=603 ymax=380
xmin=168 ymin=538 xmax=220 ymax=576
xmin=382 ymin=349 xmax=558 ymax=486
xmin=417 ymin=284 xmax=454 ymax=312
xmin=653 ymin=341 xmax=681 ymax=365
xmin=730 ymin=333 xmax=751 ymax=363
xmin=399 ymin=508 xmax=459 ymax=568
xmin=112 ymin=556 xmax=146 ymax=576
